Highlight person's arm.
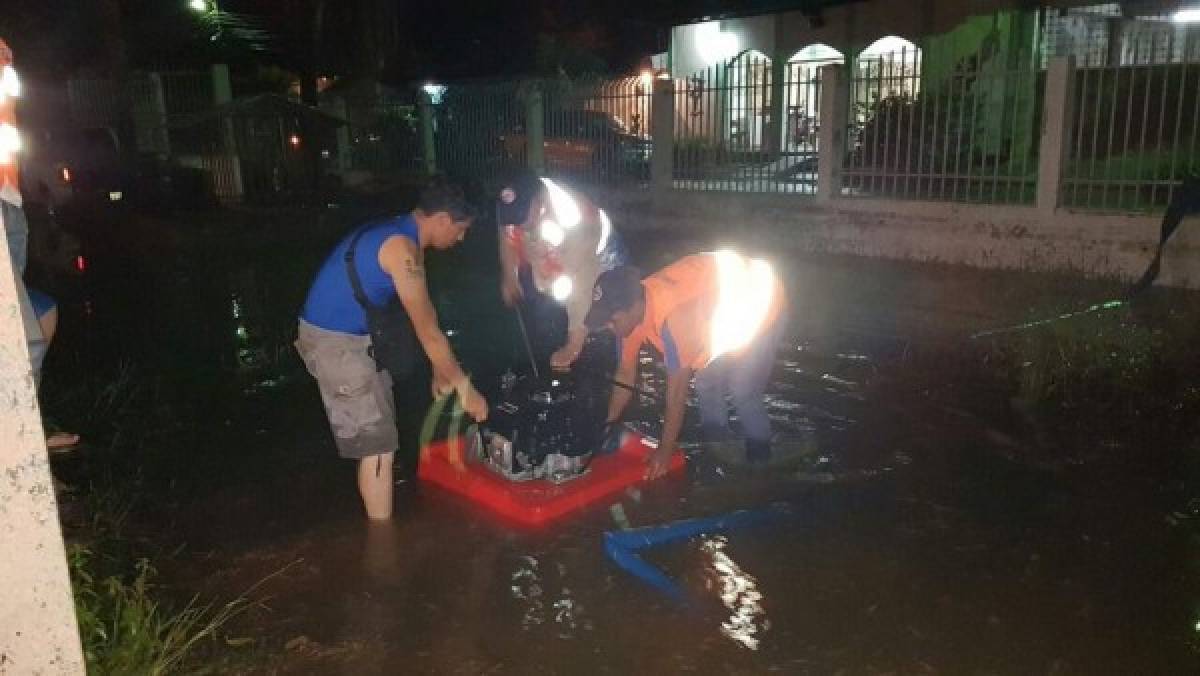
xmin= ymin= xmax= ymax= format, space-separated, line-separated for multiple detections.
xmin=500 ymin=192 xmax=542 ymax=307
xmin=378 ymin=235 xmax=487 ymax=420
xmin=606 ymin=347 xmax=638 ymax=424
xmin=646 ymin=366 xmax=691 ymax=480
xmin=498 ymin=224 xmax=523 ymax=307
xmin=550 ymin=219 xmax=602 ymax=369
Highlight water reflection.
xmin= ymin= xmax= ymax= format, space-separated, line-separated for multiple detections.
xmin=509 ymin=555 xmax=593 ymax=638
xmin=362 ymin=520 xmax=403 ymax=582
xmin=510 ymin=555 xmax=546 ymax=630
xmin=701 ymin=536 xmax=769 ymax=651
xmin=226 ymin=268 xmax=296 ymax=392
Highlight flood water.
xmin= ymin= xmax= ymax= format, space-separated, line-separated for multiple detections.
xmin=42 ymin=202 xmax=1200 ymax=674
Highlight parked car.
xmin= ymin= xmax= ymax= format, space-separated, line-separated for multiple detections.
xmin=20 ymin=126 xmax=128 ymax=211
xmin=501 ymin=110 xmax=651 ymax=180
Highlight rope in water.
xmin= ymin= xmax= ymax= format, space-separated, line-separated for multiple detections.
xmin=969 ymin=299 xmax=1126 ymax=340
xmin=970 ymin=177 xmax=1199 ymax=341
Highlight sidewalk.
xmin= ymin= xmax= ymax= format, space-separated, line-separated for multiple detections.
xmin=622 ymin=229 xmax=1177 ymax=347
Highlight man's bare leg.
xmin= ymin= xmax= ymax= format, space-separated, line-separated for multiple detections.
xmin=358 ymin=452 xmax=395 ymax=520
xmin=34 ymin=305 xmax=79 ymax=452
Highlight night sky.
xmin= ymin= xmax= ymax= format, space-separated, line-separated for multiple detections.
xmin=0 ymin=1 xmax=834 ymax=83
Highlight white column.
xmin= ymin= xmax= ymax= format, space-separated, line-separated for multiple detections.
xmin=651 ymin=78 xmax=675 ymax=193
xmin=0 ymin=207 xmax=86 ymax=674
xmin=211 ymin=64 xmax=243 ymax=200
xmin=817 ymin=64 xmax=847 ymax=202
xmin=419 ymin=89 xmax=437 ymax=176
xmin=525 ymin=83 xmax=544 ymax=174
xmin=1037 ymin=56 xmax=1076 ymax=213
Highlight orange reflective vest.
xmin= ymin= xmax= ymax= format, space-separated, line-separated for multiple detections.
xmin=619 ymin=252 xmax=786 ymax=372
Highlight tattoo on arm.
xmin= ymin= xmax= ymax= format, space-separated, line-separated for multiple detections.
xmin=403 ymin=256 xmax=425 ymax=280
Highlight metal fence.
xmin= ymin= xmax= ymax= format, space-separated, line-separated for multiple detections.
xmin=434 ymin=80 xmax=525 ymax=184
xmin=843 ymin=49 xmax=1041 ymax=204
xmin=542 ymin=76 xmax=652 ymax=187
xmin=672 ymin=52 xmax=824 ymax=194
xmin=430 ymin=76 xmax=652 ymax=188
xmin=1062 ymin=56 xmax=1200 ymax=211
xmin=1042 ymin=5 xmax=1200 ymax=69
xmin=345 ymin=102 xmax=423 ymax=175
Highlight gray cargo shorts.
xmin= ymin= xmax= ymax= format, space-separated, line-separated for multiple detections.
xmin=296 ymin=319 xmax=398 ymax=458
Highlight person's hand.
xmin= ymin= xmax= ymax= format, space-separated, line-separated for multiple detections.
xmin=456 ymin=380 xmax=489 ymax=422
xmin=549 ymin=344 xmax=581 ymax=371
xmin=549 ymin=329 xmax=586 ymax=371
xmin=431 ymin=368 xmax=456 ymax=399
xmin=501 ymin=274 xmax=523 ymax=307
xmin=644 ymin=446 xmax=675 ymax=481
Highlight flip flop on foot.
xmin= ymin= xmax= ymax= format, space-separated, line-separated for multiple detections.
xmin=46 ymin=431 xmax=81 ymax=453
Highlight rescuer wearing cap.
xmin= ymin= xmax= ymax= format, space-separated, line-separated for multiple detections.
xmin=586 ymin=253 xmax=787 ymax=479
xmin=495 ymin=172 xmax=628 ymax=371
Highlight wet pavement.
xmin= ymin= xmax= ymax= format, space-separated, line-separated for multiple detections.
xmin=41 ymin=204 xmax=1200 ymax=674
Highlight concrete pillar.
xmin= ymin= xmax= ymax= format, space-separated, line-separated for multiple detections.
xmin=211 ymin=64 xmax=233 ymax=105
xmin=211 ymin=64 xmax=244 ymax=200
xmin=1037 ymin=57 xmax=1075 ymax=213
xmin=525 ymin=83 xmax=545 ymax=174
xmin=651 ymin=78 xmax=675 ymax=193
xmin=765 ymin=56 xmax=787 ymax=157
xmin=817 ymin=64 xmax=847 ymax=202
xmin=0 ymin=208 xmax=86 ymax=674
xmin=324 ymin=97 xmax=353 ymax=174
xmin=131 ymin=73 xmax=170 ymax=157
xmin=1106 ymin=18 xmax=1124 ymax=66
xmin=418 ymin=90 xmax=437 ymax=175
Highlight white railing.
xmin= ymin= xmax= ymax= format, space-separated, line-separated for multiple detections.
xmin=842 ymin=49 xmax=1040 ymax=204
xmin=1062 ymin=55 xmax=1200 ymax=211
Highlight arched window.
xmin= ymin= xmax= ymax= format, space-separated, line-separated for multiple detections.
xmin=727 ymin=50 xmax=772 ymax=150
xmin=854 ymin=35 xmax=922 ymax=117
xmin=784 ymin=44 xmax=845 ymax=151
xmin=789 ymin=43 xmax=844 ymax=64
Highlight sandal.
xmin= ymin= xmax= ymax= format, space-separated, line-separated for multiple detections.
xmin=47 ymin=431 xmax=80 ymax=450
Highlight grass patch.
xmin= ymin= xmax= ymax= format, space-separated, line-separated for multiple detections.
xmin=69 ymin=545 xmax=252 ymax=676
xmin=963 ymin=286 xmax=1200 ymax=443
xmin=46 ymin=359 xmax=271 ymax=674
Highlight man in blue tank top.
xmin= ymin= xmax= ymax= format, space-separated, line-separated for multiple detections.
xmin=296 ymin=177 xmax=488 ymax=520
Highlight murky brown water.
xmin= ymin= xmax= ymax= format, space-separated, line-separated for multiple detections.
xmin=43 ymin=209 xmax=1200 ymax=674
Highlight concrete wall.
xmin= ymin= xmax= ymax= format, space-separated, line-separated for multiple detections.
xmin=592 ymin=187 xmax=1200 ymax=289
xmin=1 ymin=207 xmax=86 ymax=670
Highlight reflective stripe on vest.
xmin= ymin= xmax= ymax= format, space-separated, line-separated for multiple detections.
xmin=531 ymin=177 xmax=583 ymax=303
xmin=0 ymin=39 xmax=21 ymax=206
xmin=708 ymin=251 xmax=777 ymax=364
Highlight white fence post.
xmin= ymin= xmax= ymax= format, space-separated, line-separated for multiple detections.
xmin=651 ymin=78 xmax=675 ymax=193
xmin=817 ymin=64 xmax=847 ymax=202
xmin=525 ymin=83 xmax=545 ymax=174
xmin=766 ymin=57 xmax=786 ymax=157
xmin=211 ymin=63 xmax=232 ymax=106
xmin=129 ymin=73 xmax=170 ymax=156
xmin=1037 ymin=56 xmax=1075 ymax=213
xmin=418 ymin=89 xmax=437 ymax=176
xmin=210 ymin=64 xmax=244 ymax=200
xmin=0 ymin=206 xmax=86 ymax=674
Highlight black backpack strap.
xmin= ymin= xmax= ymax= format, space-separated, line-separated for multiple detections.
xmin=344 ymin=224 xmax=376 ymax=310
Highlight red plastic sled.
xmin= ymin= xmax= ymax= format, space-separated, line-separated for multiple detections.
xmin=418 ymin=432 xmax=685 ymax=527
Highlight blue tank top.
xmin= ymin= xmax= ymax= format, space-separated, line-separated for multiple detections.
xmin=300 ymin=215 xmax=419 ymax=335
